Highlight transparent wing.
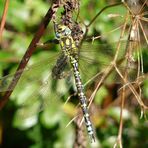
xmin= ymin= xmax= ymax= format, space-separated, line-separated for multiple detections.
xmin=0 ymin=50 xmax=75 ymax=131
xmin=78 ymin=39 xmax=147 ymax=85
xmin=0 ymin=51 xmax=57 ymax=92
xmin=12 ymin=70 xmax=75 ymax=130
xmin=66 ymin=39 xmax=148 ymax=132
xmin=0 ymin=39 xmax=147 ymax=133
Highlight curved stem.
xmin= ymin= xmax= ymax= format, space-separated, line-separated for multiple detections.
xmin=87 ymin=2 xmax=123 ymax=27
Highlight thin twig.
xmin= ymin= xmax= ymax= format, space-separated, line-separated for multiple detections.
xmin=0 ymin=0 xmax=9 ymax=42
xmin=87 ymin=2 xmax=123 ymax=27
xmin=82 ymin=2 xmax=123 ymax=43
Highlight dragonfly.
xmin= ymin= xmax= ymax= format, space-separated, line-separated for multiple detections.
xmin=53 ymin=23 xmax=96 ymax=142
xmin=0 ymin=26 xmax=146 ymax=144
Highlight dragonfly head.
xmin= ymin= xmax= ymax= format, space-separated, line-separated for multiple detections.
xmin=54 ymin=24 xmax=71 ymax=39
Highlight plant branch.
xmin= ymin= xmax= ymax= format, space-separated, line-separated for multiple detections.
xmin=0 ymin=1 xmax=60 ymax=110
xmin=0 ymin=0 xmax=9 ymax=42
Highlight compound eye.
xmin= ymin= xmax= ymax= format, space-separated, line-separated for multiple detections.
xmin=64 ymin=28 xmax=71 ymax=35
xmin=56 ymin=32 xmax=60 ymax=38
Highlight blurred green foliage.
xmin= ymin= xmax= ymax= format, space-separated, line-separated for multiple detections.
xmin=0 ymin=0 xmax=148 ymax=148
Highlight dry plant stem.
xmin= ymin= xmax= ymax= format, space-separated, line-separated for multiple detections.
xmin=85 ymin=6 xmax=129 ymax=108
xmin=70 ymin=3 xmax=129 ymax=130
xmin=127 ymin=1 xmax=147 ymax=79
xmin=0 ymin=1 xmax=60 ymax=110
xmin=101 ymin=77 xmax=146 ymax=116
xmin=130 ymin=21 xmax=143 ymax=98
xmin=89 ymin=12 xmax=129 ymax=106
xmin=67 ymin=74 xmax=146 ymax=130
xmin=115 ymin=66 xmax=148 ymax=121
xmin=115 ymin=57 xmax=129 ymax=148
xmin=64 ymin=92 xmax=77 ymax=106
xmin=73 ymin=110 xmax=87 ymax=148
xmin=138 ymin=0 xmax=147 ymax=14
xmin=114 ymin=7 xmax=146 ymax=147
xmin=115 ymin=69 xmax=127 ymax=148
xmin=88 ymin=65 xmax=114 ymax=108
xmin=89 ymin=11 xmax=143 ymax=147
xmin=79 ymin=65 xmax=114 ymax=126
xmin=115 ymin=66 xmax=148 ymax=110
xmin=66 ymin=116 xmax=78 ymax=128
xmin=122 ymin=1 xmax=133 ymax=14
xmin=141 ymin=17 xmax=148 ymax=22
xmin=0 ymin=0 xmax=9 ymax=42
xmin=113 ymin=13 xmax=129 ymax=62
xmin=137 ymin=13 xmax=148 ymax=75
xmin=139 ymin=20 xmax=148 ymax=44
xmin=123 ymin=0 xmax=148 ymax=44
xmin=138 ymin=25 xmax=144 ymax=74
xmin=114 ymin=1 xmax=148 ymax=111
xmin=79 ymin=12 xmax=129 ymax=127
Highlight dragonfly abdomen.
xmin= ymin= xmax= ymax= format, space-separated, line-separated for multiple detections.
xmin=70 ymin=57 xmax=95 ymax=142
